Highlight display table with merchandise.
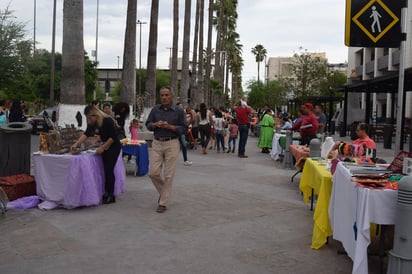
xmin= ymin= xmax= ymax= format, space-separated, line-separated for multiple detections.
xmin=329 ymin=162 xmax=397 ymax=274
xmin=121 ymin=141 xmax=149 ymax=176
xmin=299 ymin=158 xmax=333 ymax=249
xmin=33 ymin=152 xmax=126 ymax=209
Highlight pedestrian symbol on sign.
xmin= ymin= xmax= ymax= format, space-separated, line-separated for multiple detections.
xmin=370 ymin=6 xmax=382 ymax=33
xmin=346 ymin=0 xmax=401 ymax=47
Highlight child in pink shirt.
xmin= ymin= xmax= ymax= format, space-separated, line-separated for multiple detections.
xmin=227 ymin=119 xmax=238 ymax=153
xmin=127 ymin=119 xmax=140 ymax=163
xmin=129 ymin=119 xmax=139 ymax=140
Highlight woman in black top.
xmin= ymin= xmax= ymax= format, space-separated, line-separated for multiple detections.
xmin=71 ymin=105 xmax=121 ymax=204
xmin=8 ymin=99 xmax=26 ymax=122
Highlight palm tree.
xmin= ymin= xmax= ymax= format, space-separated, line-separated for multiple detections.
xmin=120 ymin=0 xmax=137 ymax=106
xmin=205 ymin=0 xmax=214 ymax=105
xmin=60 ymin=0 xmax=85 ymax=104
xmin=190 ymin=0 xmax=200 ymax=106
xmin=196 ymin=0 xmax=205 ymax=106
xmin=251 ymin=44 xmax=267 ymax=83
xmin=171 ymin=0 xmax=179 ymax=97
xmin=145 ymin=0 xmax=159 ymax=107
xmin=180 ymin=0 xmax=192 ymax=105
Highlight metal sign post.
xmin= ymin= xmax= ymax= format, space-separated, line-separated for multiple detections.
xmin=395 ymin=4 xmax=408 ymax=154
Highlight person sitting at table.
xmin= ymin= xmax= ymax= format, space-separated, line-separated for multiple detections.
xmin=353 ymin=122 xmax=376 ymax=150
xmin=71 ymin=105 xmax=121 ymax=204
xmin=281 ymin=117 xmax=292 ymax=130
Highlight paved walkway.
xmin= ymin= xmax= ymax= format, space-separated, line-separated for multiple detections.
xmin=1 ymin=134 xmax=398 ymax=273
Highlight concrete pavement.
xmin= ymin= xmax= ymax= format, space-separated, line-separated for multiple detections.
xmin=0 ymin=134 xmax=398 ymax=273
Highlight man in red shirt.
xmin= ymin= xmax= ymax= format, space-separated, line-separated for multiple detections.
xmin=292 ymin=103 xmax=319 ymax=145
xmin=234 ymin=101 xmax=254 ymax=158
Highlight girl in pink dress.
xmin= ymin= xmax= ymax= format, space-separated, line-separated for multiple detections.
xmin=127 ymin=119 xmax=140 ymax=163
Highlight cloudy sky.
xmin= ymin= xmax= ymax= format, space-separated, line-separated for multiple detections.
xmin=6 ymin=0 xmax=348 ymax=87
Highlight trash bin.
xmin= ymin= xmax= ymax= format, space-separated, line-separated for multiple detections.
xmin=0 ymin=122 xmax=32 ymax=176
xmin=350 ymin=121 xmax=360 ymax=140
xmin=383 ymin=124 xmax=393 ymax=149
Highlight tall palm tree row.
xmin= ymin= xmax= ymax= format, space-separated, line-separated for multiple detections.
xmin=251 ymin=44 xmax=267 ymax=83
xmin=212 ymin=0 xmax=243 ymax=104
xmin=59 ymin=0 xmax=243 ymax=109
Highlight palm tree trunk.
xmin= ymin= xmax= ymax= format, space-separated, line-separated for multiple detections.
xmin=190 ymin=0 xmax=200 ymax=107
xmin=120 ymin=0 xmax=137 ymax=106
xmin=180 ymin=0 xmax=192 ymax=105
xmin=171 ymin=0 xmax=179 ymax=96
xmin=213 ymin=0 xmax=224 ymax=85
xmin=145 ymin=0 xmax=159 ymax=107
xmin=197 ymin=0 xmax=205 ymax=107
xmin=61 ymin=0 xmax=85 ymax=104
xmin=205 ymin=0 xmax=214 ymax=105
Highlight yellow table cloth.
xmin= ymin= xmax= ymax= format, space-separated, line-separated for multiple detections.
xmin=299 ymin=158 xmax=333 ymax=249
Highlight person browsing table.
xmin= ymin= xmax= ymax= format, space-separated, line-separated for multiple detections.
xmin=145 ymin=86 xmax=188 ymax=213
xmin=70 ymin=105 xmax=121 ymax=204
xmin=292 ymin=103 xmax=319 ymax=146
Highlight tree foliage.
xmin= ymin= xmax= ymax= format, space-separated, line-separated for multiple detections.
xmin=251 ymin=44 xmax=267 ymax=83
xmin=0 ymin=6 xmax=32 ymax=93
xmin=247 ymin=80 xmax=287 ymax=110
xmin=0 ymin=7 xmax=98 ymax=109
xmin=285 ymin=51 xmax=328 ymax=100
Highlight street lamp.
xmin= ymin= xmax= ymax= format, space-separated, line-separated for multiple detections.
xmin=137 ymin=20 xmax=147 ymax=96
xmin=93 ymin=0 xmax=100 ymax=100
xmin=117 ymin=55 xmax=120 ymax=79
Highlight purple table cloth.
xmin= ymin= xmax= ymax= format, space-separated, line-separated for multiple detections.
xmin=33 ymin=152 xmax=126 ymax=209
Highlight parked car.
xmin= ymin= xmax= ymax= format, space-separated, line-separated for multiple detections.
xmin=28 ymin=108 xmax=56 ymax=134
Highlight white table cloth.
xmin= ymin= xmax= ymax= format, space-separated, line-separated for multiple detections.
xmin=270 ymin=133 xmax=285 ymax=161
xmin=329 ymin=162 xmax=397 ymax=274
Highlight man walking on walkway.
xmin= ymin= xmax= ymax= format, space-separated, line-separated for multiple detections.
xmin=146 ymin=87 xmax=188 ymax=213
xmin=234 ymin=100 xmax=254 ymax=158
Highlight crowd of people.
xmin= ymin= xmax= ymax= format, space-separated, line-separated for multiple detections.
xmin=1 ymin=90 xmax=379 ymax=214
xmin=0 ymin=99 xmax=27 ymax=126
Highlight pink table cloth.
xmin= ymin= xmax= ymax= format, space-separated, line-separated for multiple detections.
xmin=33 ymin=152 xmax=126 ymax=209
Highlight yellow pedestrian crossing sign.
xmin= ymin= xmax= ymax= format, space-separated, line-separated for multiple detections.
xmin=345 ymin=0 xmax=401 ymax=47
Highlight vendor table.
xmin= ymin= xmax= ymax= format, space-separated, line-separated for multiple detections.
xmin=121 ymin=143 xmax=149 ymax=176
xmin=34 ymin=152 xmax=126 ymax=209
xmin=299 ymin=158 xmax=333 ymax=249
xmin=270 ymin=133 xmax=286 ymax=161
xmin=329 ymin=162 xmax=397 ymax=274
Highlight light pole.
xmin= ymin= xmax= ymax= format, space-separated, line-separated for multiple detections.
xmin=117 ymin=55 xmax=120 ymax=79
xmin=137 ymin=20 xmax=147 ymax=96
xmin=93 ymin=0 xmax=100 ymax=100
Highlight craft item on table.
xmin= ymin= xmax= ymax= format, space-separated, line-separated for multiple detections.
xmin=120 ymin=138 xmax=146 ymax=145
xmin=402 ymin=157 xmax=412 ymax=174
xmin=39 ymin=127 xmax=84 ymax=154
xmin=387 ymin=151 xmax=412 ymax=173
xmin=334 ymin=141 xmax=367 ymax=157
xmin=321 ymin=137 xmax=335 ymax=159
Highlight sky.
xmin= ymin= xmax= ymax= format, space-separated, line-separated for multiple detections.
xmin=5 ymin=0 xmax=348 ymax=88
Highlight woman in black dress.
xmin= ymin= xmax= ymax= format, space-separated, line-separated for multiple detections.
xmin=71 ymin=105 xmax=121 ymax=204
